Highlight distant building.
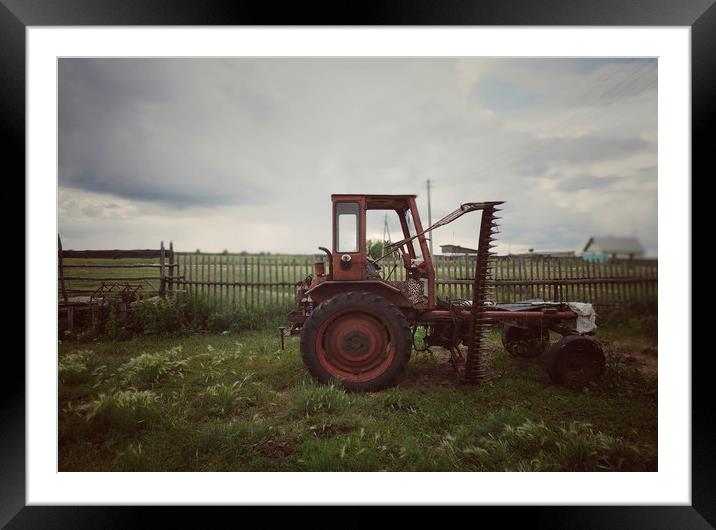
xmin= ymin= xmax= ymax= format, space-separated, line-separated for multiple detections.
xmin=582 ymin=236 xmax=644 ymax=262
xmin=511 ymin=250 xmax=576 ymax=258
xmin=538 ymin=250 xmax=576 ymax=258
xmin=440 ymin=244 xmax=478 ymax=255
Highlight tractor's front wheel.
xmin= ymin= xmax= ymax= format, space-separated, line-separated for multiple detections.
xmin=300 ymin=292 xmax=412 ymax=392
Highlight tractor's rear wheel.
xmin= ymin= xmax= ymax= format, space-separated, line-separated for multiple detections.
xmin=300 ymin=292 xmax=412 ymax=392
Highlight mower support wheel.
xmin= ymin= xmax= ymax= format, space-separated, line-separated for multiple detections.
xmin=545 ymin=335 xmax=605 ymax=387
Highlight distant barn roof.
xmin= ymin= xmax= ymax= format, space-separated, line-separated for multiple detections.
xmin=584 ymin=236 xmax=644 ymax=254
xmin=440 ymin=244 xmax=478 ymax=254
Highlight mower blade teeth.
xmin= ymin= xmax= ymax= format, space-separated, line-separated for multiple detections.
xmin=463 ymin=204 xmax=502 ymax=385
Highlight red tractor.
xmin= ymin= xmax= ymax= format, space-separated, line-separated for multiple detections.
xmin=283 ymin=194 xmax=604 ymax=392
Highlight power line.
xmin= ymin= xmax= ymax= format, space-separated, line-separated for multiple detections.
xmin=592 ymin=62 xmax=656 ymax=104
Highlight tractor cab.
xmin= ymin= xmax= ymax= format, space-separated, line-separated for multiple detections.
xmin=314 ymin=194 xmax=436 ymax=310
xmin=300 ymin=194 xmax=501 ymax=313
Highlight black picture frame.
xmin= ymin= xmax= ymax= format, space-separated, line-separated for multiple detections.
xmin=5 ymin=0 xmax=708 ymax=527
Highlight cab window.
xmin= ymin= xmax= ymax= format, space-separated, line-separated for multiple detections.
xmin=336 ymin=202 xmax=359 ymax=253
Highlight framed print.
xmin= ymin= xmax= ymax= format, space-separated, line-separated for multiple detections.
xmin=5 ymin=0 xmax=710 ymax=526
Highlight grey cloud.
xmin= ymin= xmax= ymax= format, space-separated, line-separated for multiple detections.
xmin=635 ymin=166 xmax=658 ymax=181
xmin=59 ymin=58 xmax=657 ymax=256
xmin=59 ymin=59 xmax=271 ymax=207
xmin=80 ymin=204 xmax=102 ymax=217
xmin=512 ymin=135 xmax=653 ymax=177
xmin=557 ymin=174 xmax=621 ymax=192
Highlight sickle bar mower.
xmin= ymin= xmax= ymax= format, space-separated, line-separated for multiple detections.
xmin=462 ymin=201 xmax=500 ymax=384
xmin=282 ymin=194 xmax=604 ymax=392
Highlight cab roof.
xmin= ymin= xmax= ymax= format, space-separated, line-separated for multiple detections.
xmin=331 ymin=194 xmax=417 ymax=210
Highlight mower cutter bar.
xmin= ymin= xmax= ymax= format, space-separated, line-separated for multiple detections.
xmin=418 ymin=310 xmax=579 ymax=321
xmin=462 ymin=202 xmax=502 ymax=384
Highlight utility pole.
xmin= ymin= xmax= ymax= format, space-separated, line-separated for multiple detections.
xmin=426 ymin=179 xmax=433 ymax=256
xmin=382 ymin=213 xmax=392 ymax=243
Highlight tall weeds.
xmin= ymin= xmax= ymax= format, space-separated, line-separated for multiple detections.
xmin=116 ymin=346 xmax=187 ymax=387
xmin=70 ymin=294 xmax=290 ymax=340
xmin=86 ymin=389 xmax=161 ymax=431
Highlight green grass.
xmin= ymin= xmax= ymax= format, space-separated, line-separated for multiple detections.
xmin=115 ymin=346 xmax=188 ymax=388
xmin=58 ymin=319 xmax=657 ymax=472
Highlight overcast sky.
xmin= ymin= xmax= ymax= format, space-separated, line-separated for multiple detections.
xmin=58 ymin=58 xmax=657 ymax=256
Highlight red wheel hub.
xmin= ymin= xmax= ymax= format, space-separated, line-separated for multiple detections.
xmin=316 ymin=311 xmax=396 ymax=382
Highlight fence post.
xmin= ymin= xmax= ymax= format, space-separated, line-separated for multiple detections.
xmin=159 ymin=241 xmax=166 ymax=298
xmin=168 ymin=241 xmax=174 ymax=297
xmin=556 ymin=258 xmax=563 ymax=302
xmin=91 ymin=305 xmax=99 ymax=328
xmin=66 ymin=306 xmax=74 ymax=332
xmin=58 ymin=234 xmax=68 ymax=305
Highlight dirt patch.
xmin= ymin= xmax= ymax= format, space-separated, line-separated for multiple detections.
xmin=308 ymin=422 xmax=353 ymax=439
xmin=257 ymin=438 xmax=295 ymax=458
xmin=624 ymin=348 xmax=658 ymax=374
xmin=403 ymin=349 xmax=459 ymax=387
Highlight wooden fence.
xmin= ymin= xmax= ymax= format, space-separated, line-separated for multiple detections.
xmin=170 ymin=252 xmax=657 ymax=308
xmin=58 ymin=238 xmax=176 ymax=304
xmin=58 ymin=237 xmax=178 ymax=330
xmin=58 ymin=240 xmax=657 ymax=311
xmin=433 ymin=254 xmax=657 ymax=307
